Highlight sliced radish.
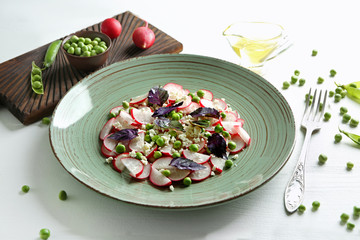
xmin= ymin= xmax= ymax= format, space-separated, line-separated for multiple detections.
xmin=152 ymin=157 xmax=173 ymax=169
xmin=145 ymin=145 xmax=158 ymax=158
xmin=182 ymin=149 xmax=210 ymax=164
xmin=129 ymin=93 xmax=148 ymax=105
xmin=149 ymin=165 xmax=172 ymax=187
xmin=220 ymin=111 xmax=238 ymax=122
xmin=131 ymin=162 xmax=151 ymax=179
xmin=213 ymin=98 xmax=228 ymax=111
xmin=159 ymin=144 xmax=173 ymax=157
xmin=177 ymin=95 xmax=192 ymax=109
xmin=197 ymin=138 xmax=206 ymax=152
xmin=112 ymin=153 xmax=130 ymax=172
xmin=229 ymin=134 xmax=246 ymax=154
xmin=189 ymin=162 xmax=211 ymax=181
xmin=110 ymin=106 xmax=123 ymax=116
xmin=234 ymin=126 xmax=251 ymax=146
xmin=204 ymin=126 xmax=215 ymax=133
xmin=181 ymin=102 xmax=201 ymax=114
xmin=103 ymin=134 xmax=118 ymax=152
xmin=167 ymin=167 xmax=191 ymax=181
xmin=220 ymin=121 xmax=243 ymax=134
xmin=199 ymin=99 xmax=214 ymax=108
xmin=99 ymin=117 xmax=115 ymax=140
xmin=210 ymin=157 xmax=226 ymax=173
xmin=163 ymin=83 xmax=186 ymax=102
xmin=115 ymin=110 xmax=138 ymax=129
xmin=199 ymin=89 xmax=213 ymax=101
xmin=121 ymin=157 xmax=144 ymax=177
xmin=129 ymin=131 xmax=145 ymax=153
xmin=101 ymin=144 xmax=117 ymax=158
xmin=131 ymin=107 xmax=154 ymax=125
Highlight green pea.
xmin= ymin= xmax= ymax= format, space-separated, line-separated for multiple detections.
xmin=183 ymin=177 xmax=192 ymax=186
xmin=78 ymin=42 xmax=85 ymax=48
xmin=340 ymin=213 xmax=349 ymax=222
xmin=340 ymin=107 xmax=348 ymax=115
xmin=189 ymin=144 xmax=199 ymax=152
xmin=99 ymin=41 xmax=107 ymax=46
xmin=81 ymin=45 xmax=89 ymax=52
xmin=298 ymin=204 xmax=306 ymax=212
xmin=334 ymin=133 xmax=342 ymax=143
xmin=77 ymin=37 xmax=85 ymax=43
xmin=335 ymin=87 xmax=343 ymax=94
xmin=87 ymin=44 xmax=93 ymax=51
xmin=312 ymin=201 xmax=320 ymax=210
xmin=115 ymin=144 xmax=126 ymax=153
xmin=173 ymin=140 xmax=182 ymax=149
xmin=222 ymin=131 xmax=230 ymax=138
xmin=340 ymin=91 xmax=346 ymax=98
xmin=294 ymin=70 xmax=300 ymax=76
xmin=152 ymin=135 xmax=160 ymax=142
xmin=91 ymin=40 xmax=99 ymax=46
xmin=144 ymin=134 xmax=152 ymax=143
xmin=330 ymin=69 xmax=337 ymax=77
xmin=188 ymin=92 xmax=194 ymax=98
xmin=108 ymin=112 xmax=116 ymax=119
xmin=32 ymin=74 xmax=42 ymax=82
xmin=39 ymin=228 xmax=51 ymax=240
xmin=161 ymin=169 xmax=171 ymax=177
xmin=225 ymin=159 xmax=233 ymax=168
xmin=342 ymin=113 xmax=351 ymax=123
xmin=67 ymin=46 xmax=75 ymax=54
xmin=317 ymin=77 xmax=324 ymax=84
xmin=350 ymin=118 xmax=359 ymax=127
xmin=172 ymin=113 xmax=181 ymax=120
xmin=323 ymin=112 xmax=331 ymax=121
xmin=311 ymin=50 xmax=318 ymax=56
xmin=153 ymin=151 xmax=162 ymax=159
xmin=63 ymin=43 xmax=71 ymax=50
xmin=299 ymin=78 xmax=306 ymax=86
xmin=91 ymin=50 xmax=97 ymax=56
xmin=318 ymin=154 xmax=328 ymax=164
xmin=95 ymin=46 xmax=105 ymax=54
xmin=156 ymin=137 xmax=165 ymax=147
xmin=172 ymin=152 xmax=181 ymax=158
xmin=197 ymin=90 xmax=205 ymax=98
xmin=291 ymin=76 xmax=298 ymax=84
xmin=283 ymin=81 xmax=290 ymax=89
xmin=347 ymin=222 xmax=355 ymax=230
xmin=135 ymin=152 xmax=143 ymax=160
xmin=32 ymin=81 xmax=43 ymax=89
xmin=204 ymin=131 xmax=211 ymax=138
xmin=349 ymin=83 xmax=357 ymax=88
xmin=70 ymin=35 xmax=79 ymax=43
xmin=42 ymin=117 xmax=51 ymax=125
xmin=347 ymin=162 xmax=354 ymax=170
xmin=21 ymin=185 xmax=30 ymax=193
xmin=59 ymin=190 xmax=67 ymax=201
xmin=122 ymin=101 xmax=129 ymax=109
xmin=74 ymin=47 xmax=82 ymax=56
xmin=84 ymin=37 xmax=92 ymax=44
xmin=328 ymin=91 xmax=335 ymax=97
xmin=82 ymin=51 xmax=91 ymax=57
xmin=192 ymin=96 xmax=200 ymax=103
xmin=169 ymin=130 xmax=177 ymax=137
xmin=144 ymin=123 xmax=153 ymax=130
xmin=214 ymin=124 xmax=223 ymax=133
xmin=354 ymin=206 xmax=360 ymax=216
xmin=178 ymin=112 xmax=183 ymax=119
xmin=94 ymin=37 xmax=101 ymax=42
xmin=334 ymin=93 xmax=342 ymax=102
xmin=70 ymin=42 xmax=78 ymax=48
xmin=228 ymin=141 xmax=236 ymax=150
xmin=220 ymin=112 xmax=226 ymax=119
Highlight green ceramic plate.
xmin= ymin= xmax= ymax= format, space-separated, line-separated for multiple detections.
xmin=50 ymin=54 xmax=295 ymax=209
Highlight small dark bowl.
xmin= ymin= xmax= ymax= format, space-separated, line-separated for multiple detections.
xmin=62 ymin=31 xmax=112 ymax=72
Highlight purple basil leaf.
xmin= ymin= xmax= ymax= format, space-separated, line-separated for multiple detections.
xmin=190 ymin=107 xmax=220 ymax=118
xmin=152 ymin=101 xmax=183 ymax=118
xmin=170 ymin=157 xmax=206 ymax=170
xmin=108 ymin=129 xmax=138 ymax=141
xmin=207 ymin=133 xmax=228 ymax=159
xmin=154 ymin=117 xmax=184 ymax=131
xmin=148 ymin=86 xmax=169 ymax=106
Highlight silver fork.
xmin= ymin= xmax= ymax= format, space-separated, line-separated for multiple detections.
xmin=284 ymin=88 xmax=327 ymax=213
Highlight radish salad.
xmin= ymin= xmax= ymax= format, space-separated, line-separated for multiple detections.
xmin=99 ymin=83 xmax=251 ymax=190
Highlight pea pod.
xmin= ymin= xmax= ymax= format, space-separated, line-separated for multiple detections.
xmin=43 ymin=39 xmax=62 ymax=69
xmin=337 ymin=81 xmax=360 ymax=104
xmin=339 ymin=128 xmax=360 ymax=145
xmin=31 ymin=61 xmax=44 ymax=95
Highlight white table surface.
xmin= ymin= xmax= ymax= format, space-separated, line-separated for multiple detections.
xmin=1 ymin=0 xmax=360 ymax=239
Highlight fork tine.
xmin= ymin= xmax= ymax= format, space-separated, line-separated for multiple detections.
xmin=302 ymin=88 xmax=312 ymax=121
xmin=320 ymin=90 xmax=328 ymax=117
xmin=313 ymin=90 xmax=323 ymax=121
xmin=308 ymin=89 xmax=318 ymax=120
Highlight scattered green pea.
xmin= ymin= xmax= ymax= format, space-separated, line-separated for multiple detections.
xmin=340 ymin=91 xmax=346 ymax=98
xmin=42 ymin=117 xmax=51 ymax=125
xmin=39 ymin=228 xmax=51 ymax=240
xmin=225 ymin=159 xmax=233 ymax=168
xmin=340 ymin=213 xmax=350 ymax=222
xmin=334 ymin=93 xmax=342 ymax=102
xmin=153 ymin=151 xmax=162 ymax=159
xmin=220 ymin=112 xmax=226 ymax=119
xmin=323 ymin=112 xmax=331 ymax=121
xmin=188 ymin=92 xmax=194 ymax=98
xmin=317 ymin=77 xmax=324 ymax=84
xmin=311 ymin=49 xmax=318 ymax=56
xmin=192 ymin=96 xmax=200 ymax=103
xmin=214 ymin=124 xmax=223 ymax=133
xmin=318 ymin=154 xmax=328 ymax=164
xmin=59 ymin=190 xmax=67 ymax=201
xmin=172 ymin=113 xmax=181 ymax=120
xmin=115 ymin=144 xmax=126 ymax=153
xmin=350 ymin=118 xmax=359 ymax=127
xmin=339 ymin=107 xmax=348 ymax=115
xmin=294 ymin=70 xmax=300 ymax=76
xmin=283 ymin=81 xmax=290 ymax=89
xmin=183 ymin=177 xmax=192 ymax=186
xmin=173 ymin=140 xmax=182 ymax=149
xmin=135 ymin=152 xmax=143 ymax=160
xmin=298 ymin=204 xmax=306 ymax=212
xmin=347 ymin=222 xmax=355 ymax=230
xmin=228 ymin=141 xmax=237 ymax=150
xmin=168 ymin=130 xmax=177 ymax=137
xmin=312 ymin=201 xmax=320 ymax=210
xmin=330 ymin=69 xmax=337 ymax=77
xmin=21 ymin=185 xmax=30 ymax=193
xmin=299 ymin=78 xmax=306 ymax=86
xmin=347 ymin=162 xmax=354 ymax=170
xmin=334 ymin=133 xmax=342 ymax=143
xmin=342 ymin=113 xmax=351 ymax=123
xmin=161 ymin=169 xmax=171 ymax=177
xmin=189 ymin=144 xmax=199 ymax=152
xmin=172 ymin=152 xmax=181 ymax=158
xmin=197 ymin=90 xmax=205 ymax=98
xmin=290 ymin=76 xmax=298 ymax=84
xmin=144 ymin=134 xmax=152 ymax=143
xmin=328 ymin=91 xmax=335 ymax=97
xmin=156 ymin=137 xmax=165 ymax=147
xmin=354 ymin=206 xmax=360 ymax=216
xmin=222 ymin=131 xmax=230 ymax=138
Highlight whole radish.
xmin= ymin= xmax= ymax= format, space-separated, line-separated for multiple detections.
xmin=132 ymin=21 xmax=155 ymax=49
xmin=101 ymin=18 xmax=122 ymax=39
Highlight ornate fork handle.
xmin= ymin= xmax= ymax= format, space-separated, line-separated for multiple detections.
xmin=284 ymin=128 xmax=313 ymax=213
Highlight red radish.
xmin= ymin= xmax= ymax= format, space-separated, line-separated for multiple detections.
xmin=177 ymin=95 xmax=192 ymax=109
xmin=131 ymin=107 xmax=154 ymax=125
xmin=229 ymin=134 xmax=246 ymax=154
xmin=121 ymin=157 xmax=144 ymax=177
xmin=129 ymin=93 xmax=148 ymax=105
xmin=101 ymin=18 xmax=122 ymax=39
xmin=115 ymin=111 xmax=138 ymax=129
xmin=189 ymin=162 xmax=211 ymax=181
xmin=132 ymin=21 xmax=155 ymax=49
xmin=196 ymin=138 xmax=206 ymax=152
xmin=103 ymin=134 xmax=118 ymax=152
xmin=145 ymin=145 xmax=158 ymax=158
xmin=210 ymin=157 xmax=226 ymax=173
xmin=109 ymin=106 xmax=123 ymax=116
xmin=182 ymin=149 xmax=210 ymax=164
xmin=112 ymin=153 xmax=130 ymax=172
xmin=199 ymin=89 xmax=213 ymax=100
xmin=163 ymin=83 xmax=187 ymax=103
xmin=181 ymin=102 xmax=201 ymax=114
xmin=99 ymin=117 xmax=115 ymax=140
xmin=220 ymin=121 xmax=243 ymax=134
xmin=152 ymin=157 xmax=173 ymax=169
xmin=149 ymin=165 xmax=172 ymax=187
xmin=129 ymin=131 xmax=145 ymax=153
xmin=101 ymin=144 xmax=117 ymax=158
xmin=159 ymin=144 xmax=173 ymax=157
xmin=220 ymin=111 xmax=238 ymax=122
xmin=199 ymin=99 xmax=214 ymax=108
xmin=234 ymin=126 xmax=251 ymax=146
xmin=213 ymin=98 xmax=228 ymax=111
xmin=130 ymin=162 xmax=151 ymax=179
xmin=152 ymin=157 xmax=190 ymax=181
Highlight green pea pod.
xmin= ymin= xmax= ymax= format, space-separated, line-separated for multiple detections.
xmin=337 ymin=81 xmax=360 ymax=104
xmin=339 ymin=128 xmax=360 ymax=145
xmin=31 ymin=61 xmax=44 ymax=95
xmin=43 ymin=39 xmax=62 ymax=69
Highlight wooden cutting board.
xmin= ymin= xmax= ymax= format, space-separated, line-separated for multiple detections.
xmin=0 ymin=11 xmax=183 ymax=125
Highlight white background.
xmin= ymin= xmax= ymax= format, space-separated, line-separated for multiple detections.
xmin=1 ymin=0 xmax=360 ymax=239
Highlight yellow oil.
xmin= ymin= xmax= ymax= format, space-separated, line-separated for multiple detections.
xmin=231 ymin=38 xmax=278 ymax=65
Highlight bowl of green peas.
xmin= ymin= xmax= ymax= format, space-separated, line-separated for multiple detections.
xmin=62 ymin=31 xmax=112 ymax=72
